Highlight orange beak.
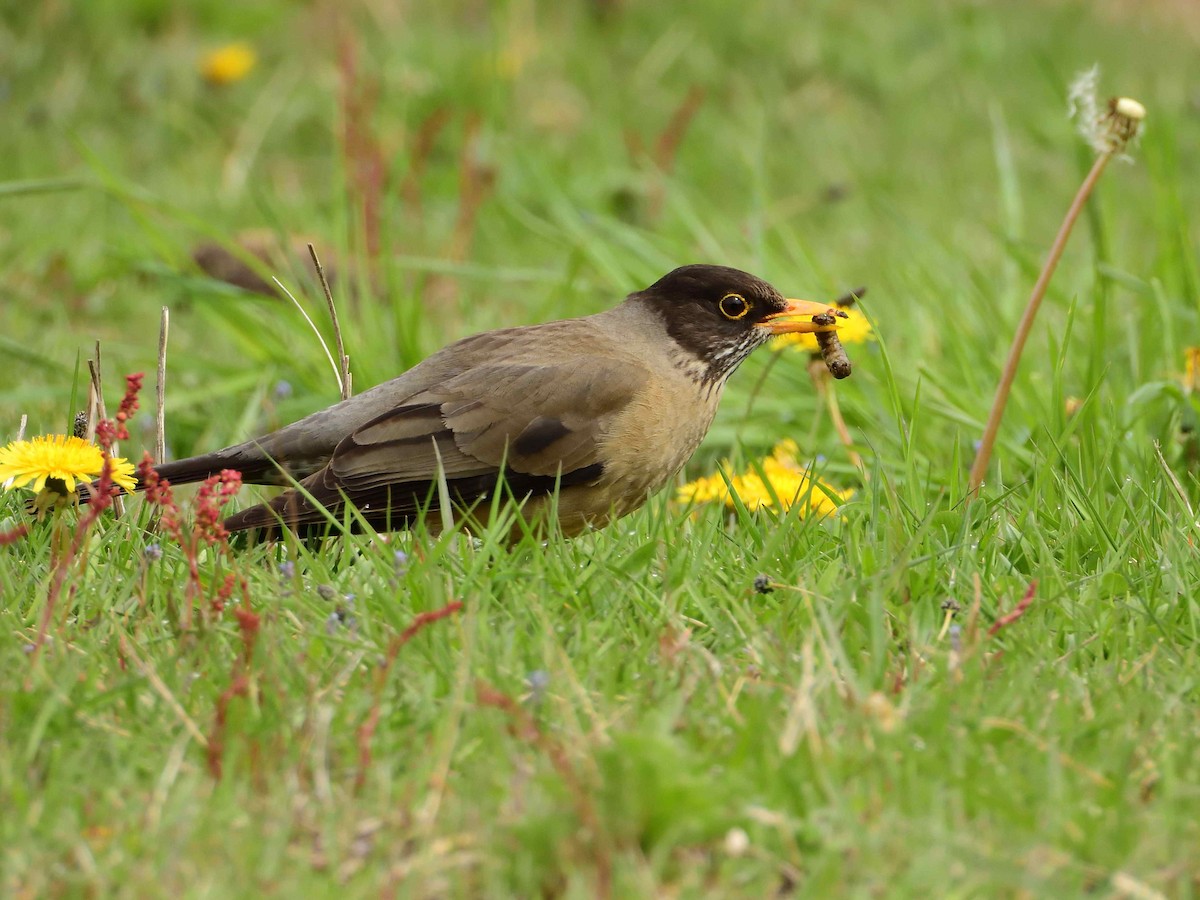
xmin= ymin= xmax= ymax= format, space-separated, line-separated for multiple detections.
xmin=758 ymin=299 xmax=848 ymax=335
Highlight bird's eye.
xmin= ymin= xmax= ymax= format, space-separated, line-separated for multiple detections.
xmin=719 ymin=293 xmax=750 ymax=320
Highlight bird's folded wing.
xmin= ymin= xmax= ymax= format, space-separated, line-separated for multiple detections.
xmin=223 ymin=357 xmax=649 ymax=533
xmin=329 ymin=359 xmax=646 ymax=491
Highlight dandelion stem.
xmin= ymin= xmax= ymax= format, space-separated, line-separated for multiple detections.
xmin=809 ymin=361 xmax=867 ymax=480
xmin=825 ymin=381 xmax=866 ymax=480
xmin=968 ymin=151 xmax=1113 ymax=495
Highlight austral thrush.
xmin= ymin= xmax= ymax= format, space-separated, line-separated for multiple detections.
xmin=134 ymin=265 xmax=847 ymax=538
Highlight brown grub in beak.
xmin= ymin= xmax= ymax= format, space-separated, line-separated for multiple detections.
xmin=812 ymin=312 xmax=852 ymax=379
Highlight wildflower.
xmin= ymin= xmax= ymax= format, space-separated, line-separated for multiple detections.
xmin=200 ymin=42 xmax=257 ymax=86
xmin=1183 ymin=348 xmax=1200 ymax=394
xmin=0 ymin=435 xmax=136 ymax=499
xmin=525 ymin=670 xmax=550 ymax=706
xmin=774 ymin=306 xmax=873 ymax=353
xmin=145 ymin=543 xmax=163 ymax=562
xmin=724 ymin=828 xmax=750 ymax=857
xmin=325 ymin=607 xmax=357 ymax=634
xmin=114 ymin=373 xmax=144 ymax=441
xmin=676 ymin=439 xmax=851 ymax=517
xmin=192 ymin=470 xmax=242 ymax=545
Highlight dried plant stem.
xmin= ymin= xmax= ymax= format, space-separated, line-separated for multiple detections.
xmin=825 ymin=379 xmax=867 ymax=479
xmin=308 ymin=244 xmax=352 ymax=401
xmin=84 ymin=356 xmax=99 ymax=443
xmin=968 ymin=151 xmax=1112 ymax=495
xmin=156 ymin=306 xmax=169 ymax=462
xmin=808 ymin=361 xmax=867 ymax=480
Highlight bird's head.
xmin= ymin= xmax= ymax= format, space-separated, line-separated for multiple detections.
xmin=633 ymin=264 xmax=843 ymax=384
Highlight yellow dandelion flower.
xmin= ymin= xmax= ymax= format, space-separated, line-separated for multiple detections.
xmin=200 ymin=42 xmax=257 ymax=86
xmin=677 ymin=439 xmax=852 ymax=518
xmin=0 ymin=434 xmax=136 ymax=496
xmin=774 ymin=307 xmax=874 ymax=353
xmin=1184 ymin=347 xmax=1200 ymax=394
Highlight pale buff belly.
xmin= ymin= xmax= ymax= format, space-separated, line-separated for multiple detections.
xmin=532 ymin=377 xmax=723 ymax=536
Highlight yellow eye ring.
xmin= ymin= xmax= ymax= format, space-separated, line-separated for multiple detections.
xmin=719 ymin=293 xmax=750 ymax=320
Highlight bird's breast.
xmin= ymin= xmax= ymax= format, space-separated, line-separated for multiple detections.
xmin=599 ymin=375 xmax=723 ymax=503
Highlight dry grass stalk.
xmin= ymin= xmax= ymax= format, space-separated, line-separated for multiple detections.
xmin=272 ymin=276 xmax=345 ymax=398
xmin=308 ymin=244 xmax=352 ymax=400
xmin=156 ymin=306 xmax=169 ymax=462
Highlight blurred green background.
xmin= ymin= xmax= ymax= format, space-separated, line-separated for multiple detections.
xmin=4 ymin=3 xmax=1200 ymax=897
xmin=4 ymin=0 xmax=1196 ymax=470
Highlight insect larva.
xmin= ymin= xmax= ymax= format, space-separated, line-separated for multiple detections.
xmin=813 ymin=311 xmax=852 ymax=379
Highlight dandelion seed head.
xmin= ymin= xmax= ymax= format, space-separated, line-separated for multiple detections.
xmin=1114 ymin=97 xmax=1146 ymax=121
xmin=1068 ymin=66 xmax=1103 ymax=151
xmin=1068 ymin=66 xmax=1145 ymax=158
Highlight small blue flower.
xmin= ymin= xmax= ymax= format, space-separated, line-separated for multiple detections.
xmin=325 ymin=611 xmax=342 ymax=634
xmin=526 ymin=670 xmax=550 ymax=705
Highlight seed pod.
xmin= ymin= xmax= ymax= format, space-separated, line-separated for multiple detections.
xmin=813 ymin=312 xmax=852 ymax=379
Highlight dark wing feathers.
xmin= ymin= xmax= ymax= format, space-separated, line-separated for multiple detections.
xmin=223 ymin=359 xmax=645 ymax=534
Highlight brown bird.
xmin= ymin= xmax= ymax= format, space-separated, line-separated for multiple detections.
xmin=140 ymin=265 xmax=844 ymax=539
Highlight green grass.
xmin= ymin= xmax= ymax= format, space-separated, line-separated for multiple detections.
xmin=3 ymin=0 xmax=1200 ymax=895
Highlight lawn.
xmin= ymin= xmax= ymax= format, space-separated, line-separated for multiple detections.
xmin=2 ymin=0 xmax=1199 ymax=895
